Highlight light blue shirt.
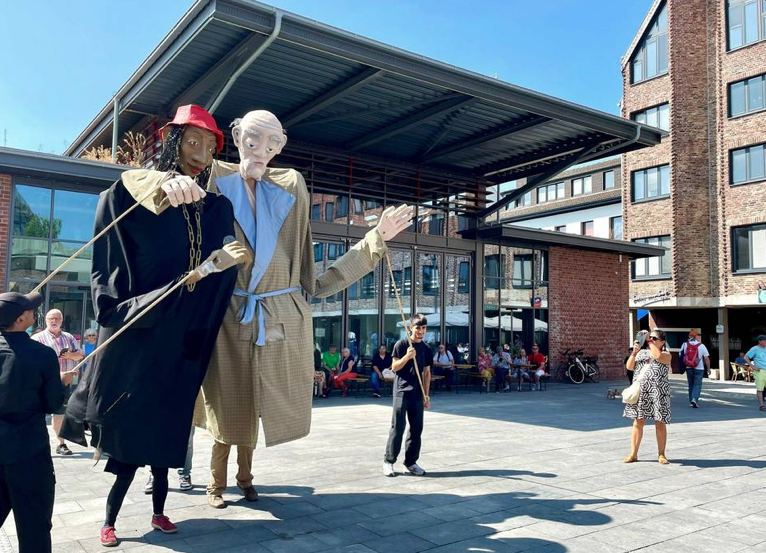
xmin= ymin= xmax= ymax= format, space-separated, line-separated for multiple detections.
xmin=746 ymin=345 xmax=766 ymax=370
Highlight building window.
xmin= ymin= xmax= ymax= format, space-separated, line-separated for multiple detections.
xmin=632 ymin=165 xmax=670 ymax=201
xmin=484 ymin=254 xmax=506 ymax=290
xmin=733 ymin=223 xmax=766 ymax=271
xmin=632 ymin=236 xmax=672 ymax=279
xmin=727 ymin=0 xmax=766 ymax=50
xmin=324 ymin=202 xmax=335 ymax=222
xmin=422 ymin=265 xmax=439 ymax=296
xmin=572 ymin=176 xmax=592 ymax=196
xmin=581 ymin=221 xmax=595 ymax=236
xmin=731 ymin=144 xmax=766 ymax=185
xmin=389 ymin=267 xmax=412 ymax=297
xmin=554 ymin=225 xmax=567 ymax=233
xmin=313 ymin=243 xmax=324 ymax=262
xmin=631 ymin=3 xmax=668 ymax=83
xmin=327 ymin=243 xmax=345 ymax=261
xmin=512 ymin=254 xmax=533 ymax=289
xmin=537 ymin=182 xmax=564 ymax=204
xmin=11 ymin=184 xmax=99 ymax=284
xmin=458 ymin=261 xmax=470 ymax=293
xmin=633 ymin=103 xmax=670 ymax=131
xmin=603 ymin=170 xmax=615 ymax=189
xmin=360 ymin=272 xmax=376 ymax=298
xmin=610 ymin=216 xmax=623 ymax=240
xmin=730 ymin=74 xmax=766 ymax=117
xmin=311 ymin=204 xmax=321 ymax=220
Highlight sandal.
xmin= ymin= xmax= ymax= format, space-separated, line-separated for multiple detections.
xmin=658 ymin=455 xmax=670 ymax=464
xmin=622 ymin=455 xmax=638 ymax=463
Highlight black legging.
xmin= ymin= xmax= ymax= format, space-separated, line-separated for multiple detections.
xmin=104 ymin=466 xmax=168 ymax=527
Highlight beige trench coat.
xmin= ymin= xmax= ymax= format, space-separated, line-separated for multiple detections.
xmin=192 ymin=161 xmax=387 ymax=447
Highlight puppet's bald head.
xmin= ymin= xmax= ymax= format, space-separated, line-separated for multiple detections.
xmin=231 ymin=110 xmax=287 ymax=184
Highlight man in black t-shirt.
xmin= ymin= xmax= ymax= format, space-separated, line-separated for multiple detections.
xmin=383 ymin=313 xmax=431 ymax=477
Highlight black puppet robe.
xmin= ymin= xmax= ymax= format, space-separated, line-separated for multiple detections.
xmin=61 ymin=170 xmax=237 ymax=468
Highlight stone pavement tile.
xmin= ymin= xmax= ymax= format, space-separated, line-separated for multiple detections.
xmin=554 ymin=535 xmax=629 ymax=552
xmin=588 ymin=521 xmax=670 ymax=550
xmin=409 ymin=518 xmax=496 ymax=546
xmin=357 ymin=512 xmax=443 ymax=537
xmin=698 ymin=514 xmax=766 ymax=546
xmin=319 ymin=545 xmax=376 ymax=553
xmin=422 ymin=503 xmax=483 ymax=522
xmin=310 ymin=507 xmax=374 ymax=529
xmin=51 ymin=521 xmax=104 ymax=544
xmin=125 ymin=538 xmax=193 ymax=553
xmin=259 ymin=533 xmax=334 ymax=553
xmin=354 ymin=497 xmax=432 ymax=519
xmin=179 ymin=525 xmax=277 ymax=552
xmin=313 ymin=525 xmax=381 ymax=548
xmin=308 ymin=493 xmax=386 ymax=512
xmin=263 ymin=514 xmax=328 ymax=538
xmin=361 ymin=532 xmax=436 ymax=553
xmin=262 ymin=500 xmax=325 ymax=520
xmin=467 ymin=510 xmax=541 ymax=533
xmin=53 ymin=501 xmax=85 ymax=516
xmin=698 ymin=490 xmax=766 ymax=517
xmin=51 ymin=543 xmax=87 ymax=553
xmin=637 ymin=530 xmax=752 ymax=553
xmin=524 ymin=518 xmax=606 ymax=540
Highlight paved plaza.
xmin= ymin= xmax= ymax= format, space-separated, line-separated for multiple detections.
xmin=2 ymin=376 xmax=765 ymax=553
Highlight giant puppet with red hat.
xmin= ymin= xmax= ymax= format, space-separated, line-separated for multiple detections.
xmin=60 ymin=104 xmax=253 ymax=538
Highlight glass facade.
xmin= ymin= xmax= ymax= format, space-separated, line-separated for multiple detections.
xmin=482 ymin=244 xmax=549 ymax=357
xmin=631 ymin=3 xmax=668 ymax=83
xmin=10 ymin=183 xmax=99 ymax=338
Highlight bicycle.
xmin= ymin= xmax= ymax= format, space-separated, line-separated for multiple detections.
xmin=561 ymin=348 xmax=600 ymax=384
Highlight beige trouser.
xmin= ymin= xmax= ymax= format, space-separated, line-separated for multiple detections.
xmin=207 ymin=441 xmax=254 ymax=496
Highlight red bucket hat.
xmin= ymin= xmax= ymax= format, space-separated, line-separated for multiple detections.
xmin=159 ymin=104 xmax=224 ymax=154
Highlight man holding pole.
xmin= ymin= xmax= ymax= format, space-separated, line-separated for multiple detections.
xmin=383 ymin=313 xmax=431 ymax=477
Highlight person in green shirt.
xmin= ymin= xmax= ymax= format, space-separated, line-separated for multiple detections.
xmin=319 ymin=345 xmax=340 ymax=398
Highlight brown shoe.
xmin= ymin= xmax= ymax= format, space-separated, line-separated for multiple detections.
xmin=241 ymin=485 xmax=258 ymax=502
xmin=207 ymin=494 xmax=226 ymax=509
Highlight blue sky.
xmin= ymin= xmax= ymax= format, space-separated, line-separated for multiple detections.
xmin=0 ymin=0 xmax=653 ymax=154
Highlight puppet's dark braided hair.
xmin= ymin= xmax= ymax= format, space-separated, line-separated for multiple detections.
xmin=155 ymin=125 xmax=213 ymax=189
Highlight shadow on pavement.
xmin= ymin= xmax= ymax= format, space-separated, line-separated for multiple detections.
xmin=134 ymin=484 xmax=658 ymax=553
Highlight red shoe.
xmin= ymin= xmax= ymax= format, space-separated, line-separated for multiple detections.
xmin=151 ymin=515 xmax=178 ymax=534
xmin=100 ymin=526 xmax=118 ymax=547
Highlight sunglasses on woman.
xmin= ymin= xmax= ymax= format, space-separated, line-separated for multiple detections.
xmin=648 ymin=336 xmax=664 ymax=342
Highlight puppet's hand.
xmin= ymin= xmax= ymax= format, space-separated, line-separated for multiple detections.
xmin=187 ymin=241 xmax=252 ymax=283
xmin=161 ymin=175 xmax=207 ymax=207
xmin=373 ymin=204 xmax=414 ymax=241
xmin=213 ymin=241 xmax=252 ymax=271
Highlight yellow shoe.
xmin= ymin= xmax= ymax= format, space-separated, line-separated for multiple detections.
xmin=658 ymin=455 xmax=670 ymax=464
xmin=622 ymin=455 xmax=638 ymax=463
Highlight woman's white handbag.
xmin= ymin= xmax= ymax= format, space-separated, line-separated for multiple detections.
xmin=621 ymin=380 xmax=641 ymax=404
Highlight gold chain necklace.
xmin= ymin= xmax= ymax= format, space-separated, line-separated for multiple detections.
xmin=182 ymin=203 xmax=203 ymax=292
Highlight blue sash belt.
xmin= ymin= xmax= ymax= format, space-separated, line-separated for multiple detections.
xmin=233 ymin=286 xmax=302 ymax=346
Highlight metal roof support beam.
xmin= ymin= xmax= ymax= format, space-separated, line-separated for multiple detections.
xmin=207 ymin=10 xmax=283 ymax=114
xmin=282 ymin=68 xmax=384 ymax=127
xmin=111 ymin=98 xmax=120 ymax=162
xmin=346 ymin=96 xmax=476 ymax=152
xmin=420 ymin=115 xmax=551 ymax=163
xmin=171 ymin=31 xmax=269 ymax=110
xmin=478 ymin=136 xmax=602 ymax=179
xmin=291 ymin=93 xmax=465 ymax=128
xmin=477 ymin=138 xmax=606 ymax=219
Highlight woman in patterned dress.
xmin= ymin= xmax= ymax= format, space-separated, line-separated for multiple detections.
xmin=623 ymin=329 xmax=672 ymax=464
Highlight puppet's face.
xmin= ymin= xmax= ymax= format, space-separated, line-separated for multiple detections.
xmin=177 ymin=126 xmax=217 ymax=177
xmin=231 ymin=111 xmax=286 ymax=182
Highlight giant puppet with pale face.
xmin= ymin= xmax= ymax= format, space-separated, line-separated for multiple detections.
xmin=187 ymin=110 xmax=413 ymax=506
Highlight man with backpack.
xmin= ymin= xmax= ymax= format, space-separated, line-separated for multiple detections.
xmin=679 ymin=329 xmax=710 ymax=408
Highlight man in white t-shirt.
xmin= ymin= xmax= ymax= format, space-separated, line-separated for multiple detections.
xmin=679 ymin=329 xmax=710 ymax=409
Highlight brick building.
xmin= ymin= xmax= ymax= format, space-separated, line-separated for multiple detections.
xmin=622 ymin=0 xmax=766 ymax=376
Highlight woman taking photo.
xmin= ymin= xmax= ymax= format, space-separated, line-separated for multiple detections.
xmin=623 ymin=329 xmax=672 ymax=464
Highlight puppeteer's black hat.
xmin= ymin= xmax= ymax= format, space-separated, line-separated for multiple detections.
xmin=0 ymin=292 xmax=43 ymax=327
